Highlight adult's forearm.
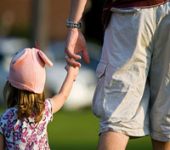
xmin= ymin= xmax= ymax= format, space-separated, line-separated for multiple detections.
xmin=69 ymin=0 xmax=87 ymax=22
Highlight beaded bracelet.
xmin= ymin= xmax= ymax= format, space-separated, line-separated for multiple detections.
xmin=66 ymin=19 xmax=82 ymax=29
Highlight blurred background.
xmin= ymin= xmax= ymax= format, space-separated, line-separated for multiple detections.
xmin=0 ymin=0 xmax=152 ymax=149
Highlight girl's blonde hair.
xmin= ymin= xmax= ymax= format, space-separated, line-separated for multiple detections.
xmin=3 ymin=81 xmax=45 ymax=123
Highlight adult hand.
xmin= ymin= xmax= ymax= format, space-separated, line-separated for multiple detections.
xmin=65 ymin=28 xmax=90 ymax=67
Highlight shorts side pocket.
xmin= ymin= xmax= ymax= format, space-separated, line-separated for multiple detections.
xmin=92 ymin=62 xmax=107 ymax=118
xmin=96 ymin=61 xmax=107 ymax=79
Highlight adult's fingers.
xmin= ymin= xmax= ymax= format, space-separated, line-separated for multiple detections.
xmin=82 ymin=49 xmax=90 ymax=64
xmin=65 ymin=48 xmax=81 ymax=60
xmin=65 ymin=56 xmax=81 ymax=67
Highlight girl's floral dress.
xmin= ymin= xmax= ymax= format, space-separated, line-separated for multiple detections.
xmin=0 ymin=99 xmax=53 ymax=150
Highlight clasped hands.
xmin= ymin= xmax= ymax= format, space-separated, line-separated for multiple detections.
xmin=65 ymin=28 xmax=90 ymax=68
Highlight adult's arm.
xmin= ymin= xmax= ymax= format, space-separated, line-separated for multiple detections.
xmin=69 ymin=0 xmax=87 ymax=22
xmin=65 ymin=0 xmax=90 ymax=67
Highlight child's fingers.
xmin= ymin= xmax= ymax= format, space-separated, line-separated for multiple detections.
xmin=65 ymin=64 xmax=69 ymax=71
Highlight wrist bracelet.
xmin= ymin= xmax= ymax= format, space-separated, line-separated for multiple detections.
xmin=66 ymin=19 xmax=82 ymax=29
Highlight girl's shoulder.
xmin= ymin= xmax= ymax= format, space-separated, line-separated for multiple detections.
xmin=0 ymin=107 xmax=17 ymax=121
xmin=0 ymin=107 xmax=17 ymax=132
xmin=43 ymin=99 xmax=53 ymax=122
xmin=44 ymin=98 xmax=52 ymax=112
xmin=0 ymin=99 xmax=53 ymax=124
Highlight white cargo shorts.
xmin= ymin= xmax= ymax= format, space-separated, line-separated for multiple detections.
xmin=92 ymin=1 xmax=170 ymax=141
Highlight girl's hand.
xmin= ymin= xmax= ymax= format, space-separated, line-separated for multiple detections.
xmin=65 ymin=65 xmax=79 ymax=81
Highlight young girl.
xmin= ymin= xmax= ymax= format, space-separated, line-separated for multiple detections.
xmin=0 ymin=48 xmax=79 ymax=149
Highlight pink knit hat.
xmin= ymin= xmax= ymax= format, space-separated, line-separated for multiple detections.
xmin=8 ymin=48 xmax=53 ymax=93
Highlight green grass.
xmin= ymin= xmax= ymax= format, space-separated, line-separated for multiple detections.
xmin=48 ymin=109 xmax=152 ymax=150
xmin=127 ymin=137 xmax=152 ymax=150
xmin=48 ymin=109 xmax=99 ymax=150
xmin=0 ymin=108 xmax=152 ymax=150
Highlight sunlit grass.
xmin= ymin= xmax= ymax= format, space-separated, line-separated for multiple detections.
xmin=48 ymin=109 xmax=99 ymax=150
xmin=48 ymin=109 xmax=152 ymax=150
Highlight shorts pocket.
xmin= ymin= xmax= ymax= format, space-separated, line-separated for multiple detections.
xmin=96 ymin=61 xmax=107 ymax=79
xmin=106 ymin=65 xmax=130 ymax=92
xmin=103 ymin=63 xmax=143 ymax=119
xmin=92 ymin=61 xmax=107 ymax=118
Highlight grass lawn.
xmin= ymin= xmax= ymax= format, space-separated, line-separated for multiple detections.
xmin=48 ymin=109 xmax=152 ymax=150
xmin=0 ymin=108 xmax=152 ymax=150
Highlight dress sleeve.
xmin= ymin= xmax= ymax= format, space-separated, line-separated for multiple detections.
xmin=44 ymin=99 xmax=53 ymax=122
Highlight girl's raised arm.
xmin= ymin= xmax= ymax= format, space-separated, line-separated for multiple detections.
xmin=50 ymin=66 xmax=79 ymax=114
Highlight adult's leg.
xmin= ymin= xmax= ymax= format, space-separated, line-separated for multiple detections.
xmin=152 ymin=140 xmax=170 ymax=150
xmin=97 ymin=131 xmax=129 ymax=150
